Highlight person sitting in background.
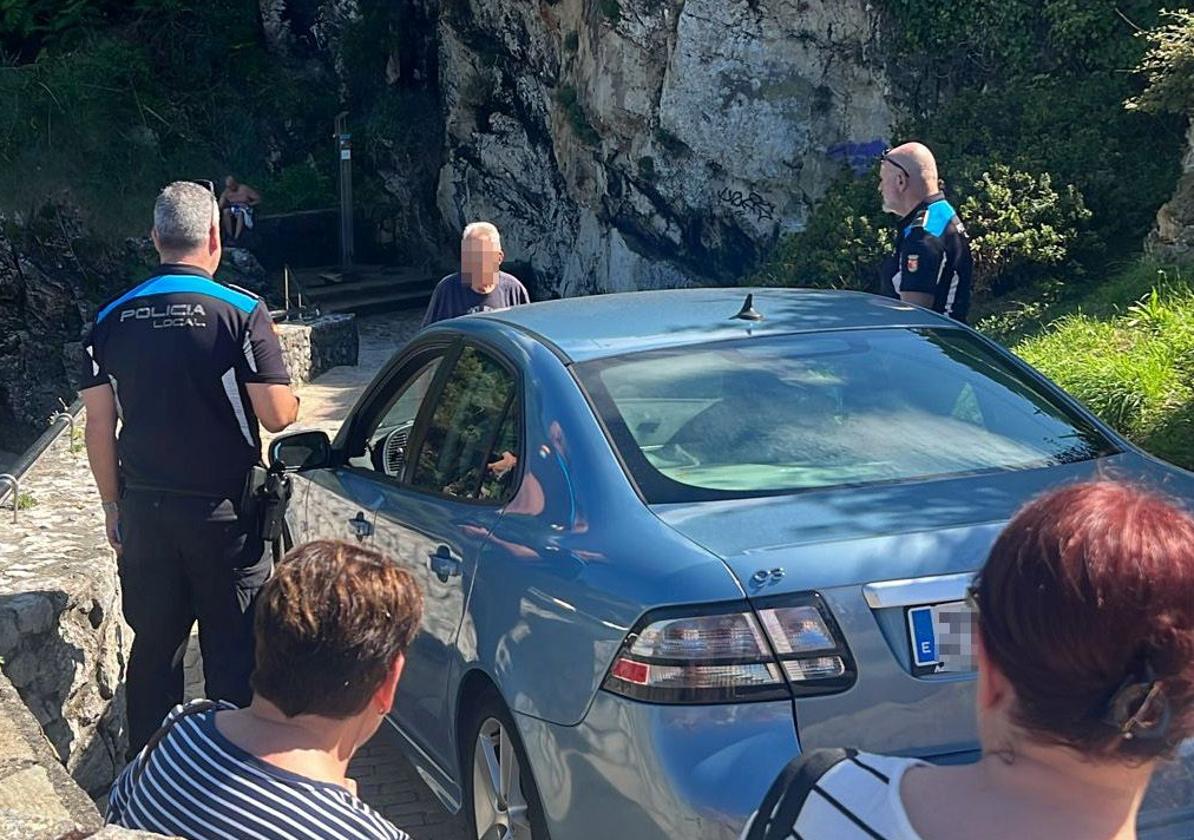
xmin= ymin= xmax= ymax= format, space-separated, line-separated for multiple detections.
xmin=747 ymin=480 xmax=1194 ymax=840
xmin=106 ymin=540 xmax=424 ymax=840
xmin=218 ymin=175 xmax=261 ymax=242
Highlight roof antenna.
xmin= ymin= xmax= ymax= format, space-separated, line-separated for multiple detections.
xmin=731 ymin=293 xmax=764 ymax=321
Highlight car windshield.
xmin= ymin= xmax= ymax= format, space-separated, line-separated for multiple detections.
xmin=577 ymin=328 xmax=1117 ymax=502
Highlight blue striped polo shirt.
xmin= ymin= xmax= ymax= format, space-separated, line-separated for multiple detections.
xmin=106 ymin=701 xmax=409 ymax=840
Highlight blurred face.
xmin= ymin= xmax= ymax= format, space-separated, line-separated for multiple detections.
xmin=879 ymin=160 xmax=906 ymax=215
xmin=225 ymin=176 xmax=237 ymax=190
xmin=461 ymin=234 xmax=504 ymax=289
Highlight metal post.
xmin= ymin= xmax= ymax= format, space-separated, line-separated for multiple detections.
xmin=335 ymin=112 xmax=354 ymax=271
xmin=284 ymin=265 xmax=291 ymax=319
xmin=0 ymin=474 xmax=18 ymax=523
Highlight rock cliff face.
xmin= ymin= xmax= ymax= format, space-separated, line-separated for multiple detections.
xmin=0 ymin=206 xmax=136 ymax=454
xmin=1148 ymin=120 xmax=1194 ymax=261
xmin=0 ymin=204 xmax=268 ymax=453
xmin=435 ymin=0 xmax=895 ymax=294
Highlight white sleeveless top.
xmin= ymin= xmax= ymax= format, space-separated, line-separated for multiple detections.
xmin=744 ymin=752 xmax=929 ymax=840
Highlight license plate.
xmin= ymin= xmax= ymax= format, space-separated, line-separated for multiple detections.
xmin=907 ymin=600 xmax=977 ymax=674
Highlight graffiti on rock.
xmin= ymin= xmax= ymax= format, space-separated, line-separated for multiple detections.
xmin=717 ymin=187 xmax=776 ymax=222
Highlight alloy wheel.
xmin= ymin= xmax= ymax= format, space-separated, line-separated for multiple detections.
xmin=472 ymin=717 xmax=533 ymax=840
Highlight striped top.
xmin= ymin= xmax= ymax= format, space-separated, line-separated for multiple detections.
xmin=106 ymin=701 xmax=409 ymax=840
xmin=744 ymin=752 xmax=928 ymax=840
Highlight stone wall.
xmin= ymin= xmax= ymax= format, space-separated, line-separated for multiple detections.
xmin=0 ymin=671 xmax=162 ymax=839
xmin=276 ymin=314 xmax=360 ymax=386
xmin=0 ymin=426 xmax=127 ymax=801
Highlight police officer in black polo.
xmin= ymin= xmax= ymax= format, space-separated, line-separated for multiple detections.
xmin=79 ymin=181 xmax=300 ymax=757
xmin=878 ymin=142 xmax=973 ymax=323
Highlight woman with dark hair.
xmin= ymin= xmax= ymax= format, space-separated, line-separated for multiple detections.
xmin=747 ymin=481 xmax=1194 ymax=840
xmin=106 ymin=540 xmax=424 ymax=839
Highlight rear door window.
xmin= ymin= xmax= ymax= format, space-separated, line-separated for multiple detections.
xmin=577 ymin=328 xmax=1116 ymax=502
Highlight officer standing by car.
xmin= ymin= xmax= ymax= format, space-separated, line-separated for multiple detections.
xmin=79 ymin=180 xmax=300 ymax=758
xmin=878 ymin=142 xmax=973 ymax=323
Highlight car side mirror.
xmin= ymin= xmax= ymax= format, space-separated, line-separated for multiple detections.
xmin=269 ymin=430 xmax=333 ymax=472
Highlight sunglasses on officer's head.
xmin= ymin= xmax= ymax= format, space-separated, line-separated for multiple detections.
xmin=190 ymin=179 xmax=216 ymax=196
xmin=880 ymin=149 xmax=911 ymax=179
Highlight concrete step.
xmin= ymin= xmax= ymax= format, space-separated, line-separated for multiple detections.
xmin=320 ymin=287 xmax=434 ymax=315
xmin=286 ymin=265 xmax=438 ymax=315
xmin=301 ymin=273 xmax=430 ymax=303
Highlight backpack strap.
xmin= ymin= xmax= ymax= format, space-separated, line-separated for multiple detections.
xmin=131 ymin=700 xmax=221 ymax=786
xmin=747 ymin=747 xmax=855 ymax=840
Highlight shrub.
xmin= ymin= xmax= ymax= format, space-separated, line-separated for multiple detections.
xmin=958 ymin=165 xmax=1091 ymax=295
xmin=1126 ymin=9 xmax=1194 ymax=116
xmin=556 ymin=85 xmax=600 ymax=145
xmin=598 ymin=0 xmax=622 ymax=23
xmin=746 ymin=173 xmax=888 ymax=290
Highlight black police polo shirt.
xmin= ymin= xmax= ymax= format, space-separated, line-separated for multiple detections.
xmin=80 ymin=264 xmax=291 ymax=499
xmin=886 ymin=192 xmax=974 ymax=323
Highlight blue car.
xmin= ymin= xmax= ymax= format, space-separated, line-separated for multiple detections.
xmin=271 ymin=289 xmax=1194 ymax=839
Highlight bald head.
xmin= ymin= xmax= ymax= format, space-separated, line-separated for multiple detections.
xmin=879 ymin=142 xmax=941 ymax=216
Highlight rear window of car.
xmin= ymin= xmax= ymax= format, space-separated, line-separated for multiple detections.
xmin=576 ymin=328 xmax=1117 ymax=502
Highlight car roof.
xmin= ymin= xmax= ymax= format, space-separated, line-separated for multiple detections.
xmin=471 ymin=287 xmax=954 ymax=362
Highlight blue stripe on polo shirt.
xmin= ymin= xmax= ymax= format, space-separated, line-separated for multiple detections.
xmin=97 ymin=275 xmax=257 ymax=323
xmin=923 ymin=199 xmax=957 ymax=237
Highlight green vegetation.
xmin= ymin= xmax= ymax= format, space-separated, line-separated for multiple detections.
xmin=16 ymin=491 xmax=37 ymax=511
xmin=752 ymin=2 xmax=1182 ymax=299
xmin=978 ymin=262 xmax=1194 ymax=470
xmin=598 ymin=0 xmax=622 ymax=24
xmin=1127 ymin=9 xmax=1194 ymax=116
xmin=564 ymin=31 xmax=580 ymax=54
xmin=0 ymin=2 xmax=339 ymax=235
xmin=556 ymin=85 xmax=600 ymax=145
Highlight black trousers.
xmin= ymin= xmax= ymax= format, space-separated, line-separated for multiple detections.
xmin=118 ymin=491 xmax=271 ymax=758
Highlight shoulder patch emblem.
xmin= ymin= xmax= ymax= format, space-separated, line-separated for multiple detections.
xmin=905 ymin=254 xmax=919 ymax=273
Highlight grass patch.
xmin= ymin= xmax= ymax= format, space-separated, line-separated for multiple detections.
xmin=16 ymin=492 xmax=37 ymax=511
xmin=980 ymin=262 xmax=1194 ymax=470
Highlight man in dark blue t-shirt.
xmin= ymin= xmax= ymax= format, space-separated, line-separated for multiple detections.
xmin=422 ymin=222 xmax=530 ymax=327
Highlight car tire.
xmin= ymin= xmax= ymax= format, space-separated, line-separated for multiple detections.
xmin=462 ymin=687 xmax=551 ymax=840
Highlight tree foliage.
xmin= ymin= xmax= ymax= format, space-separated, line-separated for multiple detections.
xmin=1127 ymin=9 xmax=1194 ymax=116
xmin=752 ymin=1 xmax=1181 ymax=299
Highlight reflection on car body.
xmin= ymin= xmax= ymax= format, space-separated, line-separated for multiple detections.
xmin=273 ymin=289 xmax=1194 ymax=839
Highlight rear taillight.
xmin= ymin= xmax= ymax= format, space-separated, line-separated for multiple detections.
xmin=602 ymin=593 xmax=854 ymax=704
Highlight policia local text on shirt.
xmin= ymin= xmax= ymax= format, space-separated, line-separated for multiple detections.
xmin=80 ymin=181 xmax=300 ymax=759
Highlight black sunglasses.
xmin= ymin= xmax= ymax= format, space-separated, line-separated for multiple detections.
xmin=880 ymin=149 xmax=911 ymax=179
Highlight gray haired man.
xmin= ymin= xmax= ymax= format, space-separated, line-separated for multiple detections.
xmin=421 ymin=222 xmax=530 ymax=327
xmin=79 ymin=181 xmax=300 ymax=758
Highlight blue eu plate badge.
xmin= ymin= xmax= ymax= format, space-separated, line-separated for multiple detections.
xmin=908 ymin=605 xmax=938 ymax=669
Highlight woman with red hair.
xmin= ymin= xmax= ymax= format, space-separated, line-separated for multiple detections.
xmin=748 ymin=481 xmax=1194 ymax=840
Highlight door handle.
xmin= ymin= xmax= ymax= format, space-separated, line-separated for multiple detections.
xmin=348 ymin=511 xmax=373 ymax=540
xmin=427 ymin=545 xmax=462 ymax=583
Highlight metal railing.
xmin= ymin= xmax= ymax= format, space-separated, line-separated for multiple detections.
xmin=0 ymin=398 xmax=84 ymax=522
